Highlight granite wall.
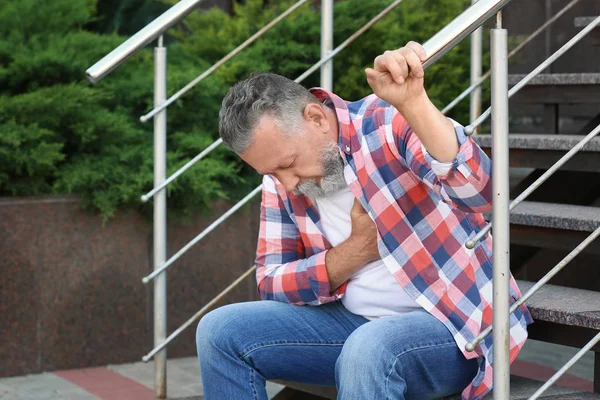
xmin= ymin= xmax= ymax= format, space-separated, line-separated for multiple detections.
xmin=0 ymin=196 xmax=261 ymax=377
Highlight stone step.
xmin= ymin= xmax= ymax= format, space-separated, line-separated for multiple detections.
xmin=508 ymin=73 xmax=600 ymax=86
xmin=474 ymin=134 xmax=600 ymax=152
xmin=518 ymin=280 xmax=600 ymax=331
xmin=274 ymin=375 xmax=600 ymax=399
xmin=473 ymin=134 xmax=600 ymax=172
xmin=507 ymin=73 xmax=600 ymax=104
xmin=496 ymin=201 xmax=600 ymax=256
xmin=455 ymin=375 xmax=600 ymax=399
xmin=508 ymin=201 xmax=600 ymax=233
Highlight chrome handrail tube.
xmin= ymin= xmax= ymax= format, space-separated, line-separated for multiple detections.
xmin=466 ymin=123 xmax=600 ymax=249
xmin=490 ymin=15 xmax=511 ymax=398
xmin=140 ymin=0 xmax=522 ymax=204
xmin=140 ymin=0 xmax=406 ymax=203
xmin=441 ymin=0 xmax=581 ymax=115
xmin=466 ymin=225 xmax=600 ymax=352
xmin=142 ymin=185 xmax=263 ymax=283
xmin=142 ymin=265 xmax=257 ymax=362
xmin=464 ymin=15 xmax=600 ymax=134
xmin=86 ymin=0 xmax=207 ymax=83
xmin=139 ymin=0 xmax=311 ymax=123
xmin=140 ymin=0 xmax=529 ymax=285
xmin=529 ymin=332 xmax=600 ymax=399
xmin=320 ymin=0 xmax=334 ymax=91
xmin=421 ymin=0 xmax=514 ymax=70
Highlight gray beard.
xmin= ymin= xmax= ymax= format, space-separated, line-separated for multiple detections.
xmin=293 ymin=142 xmax=347 ymax=199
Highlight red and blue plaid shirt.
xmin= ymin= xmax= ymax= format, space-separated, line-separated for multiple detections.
xmin=255 ymin=88 xmax=532 ymax=399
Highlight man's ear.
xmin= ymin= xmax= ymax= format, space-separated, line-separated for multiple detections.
xmin=303 ymin=103 xmax=329 ymax=132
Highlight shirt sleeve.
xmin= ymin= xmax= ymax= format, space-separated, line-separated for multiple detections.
xmin=390 ymin=108 xmax=493 ymax=214
xmin=255 ymin=175 xmax=345 ymax=305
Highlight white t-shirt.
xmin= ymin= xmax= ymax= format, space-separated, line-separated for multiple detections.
xmin=314 ymin=186 xmax=421 ymax=319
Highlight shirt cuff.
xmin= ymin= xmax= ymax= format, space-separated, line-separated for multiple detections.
xmin=421 ymin=118 xmax=468 ymax=178
xmin=307 ymin=251 xmax=344 ymax=303
xmin=421 ymin=144 xmax=453 ymax=177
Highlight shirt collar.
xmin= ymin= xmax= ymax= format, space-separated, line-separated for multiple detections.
xmin=309 ymin=87 xmax=354 ymax=155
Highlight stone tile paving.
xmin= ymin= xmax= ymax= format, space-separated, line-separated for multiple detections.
xmin=109 ymin=357 xmax=284 ymax=399
xmin=0 ymin=343 xmax=592 ymax=399
xmin=518 ymin=339 xmax=594 ymax=381
xmin=0 ymin=357 xmax=284 ymax=399
xmin=0 ymin=373 xmax=99 ymax=400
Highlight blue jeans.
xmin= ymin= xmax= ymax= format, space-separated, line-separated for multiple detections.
xmin=196 ymin=300 xmax=478 ymax=400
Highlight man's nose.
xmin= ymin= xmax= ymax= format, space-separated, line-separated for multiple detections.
xmin=276 ymin=173 xmax=299 ymax=193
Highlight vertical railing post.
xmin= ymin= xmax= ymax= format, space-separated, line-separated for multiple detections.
xmin=320 ymin=0 xmax=334 ymax=91
xmin=470 ymin=0 xmax=483 ymax=132
xmin=490 ymin=12 xmax=510 ymax=400
xmin=153 ymin=35 xmax=168 ymax=399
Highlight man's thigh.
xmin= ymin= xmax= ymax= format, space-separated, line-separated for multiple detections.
xmin=337 ymin=310 xmax=478 ymax=399
xmin=197 ymin=300 xmax=368 ymax=386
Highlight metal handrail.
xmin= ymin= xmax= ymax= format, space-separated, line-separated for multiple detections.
xmin=530 ymin=332 xmax=600 ymax=399
xmin=140 ymin=0 xmax=524 ymax=364
xmin=134 ymin=2 xmax=598 ymax=398
xmin=141 ymin=0 xmax=532 ymax=284
xmin=464 ymin=15 xmax=600 ymax=134
xmin=141 ymin=0 xmax=410 ymax=284
xmin=86 ymin=0 xmax=207 ymax=83
xmin=441 ymin=0 xmax=581 ymax=115
xmin=142 ymin=185 xmax=262 ymax=283
xmin=489 ymin=13 xmax=511 ymax=397
xmin=139 ymin=0 xmax=310 ymax=123
xmin=141 ymin=0 xmax=406 ymax=202
xmin=142 ymin=265 xmax=257 ymax=362
xmin=140 ymin=0 xmax=517 ymax=203
xmin=466 ymin=123 xmax=600 ymax=249
xmin=420 ymin=0 xmax=515 ymax=70
xmin=466 ymin=225 xmax=600 ymax=352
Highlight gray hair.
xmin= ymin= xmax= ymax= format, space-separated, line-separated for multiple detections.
xmin=218 ymin=72 xmax=320 ymax=153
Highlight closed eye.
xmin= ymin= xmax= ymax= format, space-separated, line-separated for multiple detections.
xmin=280 ymin=157 xmax=296 ymax=169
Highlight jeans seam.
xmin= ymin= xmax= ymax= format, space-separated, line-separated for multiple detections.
xmin=250 ymin=367 xmax=258 ymax=400
xmin=241 ymin=342 xmax=345 ymax=359
xmin=384 ymin=341 xmax=457 ymax=399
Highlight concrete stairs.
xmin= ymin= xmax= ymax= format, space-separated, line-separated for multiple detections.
xmin=473 ymin=134 xmax=600 ymax=172
xmin=273 ymin=377 xmax=600 ymax=399
xmin=497 ymin=11 xmax=600 ymax=395
xmin=508 ymin=73 xmax=600 ymax=104
xmin=273 ymin=11 xmax=600 ymax=400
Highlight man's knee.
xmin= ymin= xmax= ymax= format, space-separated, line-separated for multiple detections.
xmin=196 ymin=304 xmax=240 ymax=356
xmin=197 ymin=301 xmax=277 ymax=357
xmin=336 ymin=324 xmax=383 ymax=376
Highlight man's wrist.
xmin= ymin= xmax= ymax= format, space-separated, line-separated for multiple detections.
xmin=392 ymin=90 xmax=430 ymax=119
xmin=392 ymin=91 xmax=459 ymax=163
xmin=344 ymin=235 xmax=378 ymax=265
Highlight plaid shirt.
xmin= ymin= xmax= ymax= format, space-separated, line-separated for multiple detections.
xmin=255 ymin=88 xmax=533 ymax=400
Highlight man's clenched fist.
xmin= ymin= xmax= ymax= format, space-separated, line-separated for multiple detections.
xmin=365 ymin=41 xmax=427 ymax=108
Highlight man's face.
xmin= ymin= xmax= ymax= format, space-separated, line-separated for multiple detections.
xmin=240 ymin=106 xmax=346 ymax=198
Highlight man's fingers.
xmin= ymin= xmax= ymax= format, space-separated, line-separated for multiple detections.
xmin=392 ymin=52 xmax=409 ymax=83
xmin=400 ymin=47 xmax=424 ymax=79
xmin=365 ymin=67 xmax=382 ymax=87
xmin=406 ymin=41 xmax=427 ymax=62
xmin=374 ymin=52 xmax=405 ymax=84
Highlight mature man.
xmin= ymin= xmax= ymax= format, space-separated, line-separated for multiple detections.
xmin=196 ymin=42 xmax=532 ymax=400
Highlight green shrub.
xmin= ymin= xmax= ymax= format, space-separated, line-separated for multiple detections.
xmin=0 ymin=0 xmax=244 ymax=219
xmin=0 ymin=0 xmax=489 ymax=219
xmin=172 ymin=0 xmax=484 ymax=121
